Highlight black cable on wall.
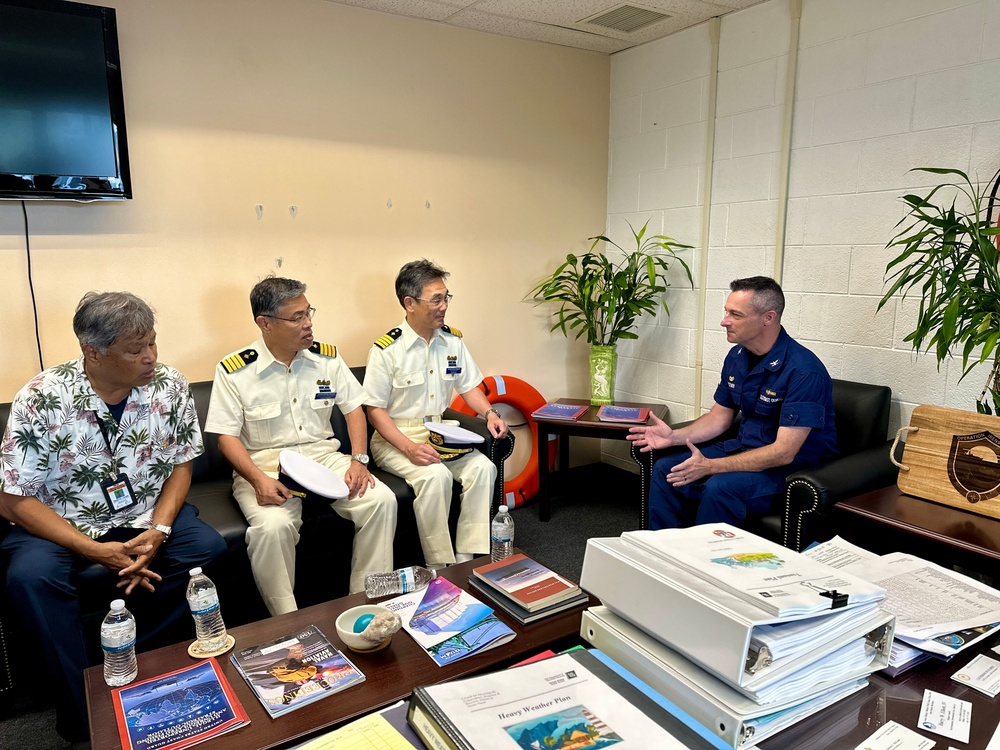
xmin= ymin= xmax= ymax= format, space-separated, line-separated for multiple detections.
xmin=21 ymin=200 xmax=44 ymax=372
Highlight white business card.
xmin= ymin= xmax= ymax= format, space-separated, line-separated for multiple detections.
xmin=918 ymin=689 xmax=972 ymax=745
xmin=854 ymin=720 xmax=935 ymax=750
xmin=952 ymin=653 xmax=1000 ymax=697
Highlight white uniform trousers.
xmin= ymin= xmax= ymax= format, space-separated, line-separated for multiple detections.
xmin=370 ymin=424 xmax=494 ymax=567
xmin=233 ymin=450 xmax=396 ymax=616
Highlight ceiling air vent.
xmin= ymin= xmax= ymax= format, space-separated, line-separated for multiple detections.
xmin=581 ymin=4 xmax=670 ymax=34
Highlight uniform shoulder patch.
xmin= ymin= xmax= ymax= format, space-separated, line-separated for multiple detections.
xmin=309 ymin=341 xmax=338 ymax=358
xmin=220 ymin=348 xmax=258 ymax=374
xmin=441 ymin=324 xmax=463 ymax=338
xmin=374 ymin=328 xmax=402 ymax=350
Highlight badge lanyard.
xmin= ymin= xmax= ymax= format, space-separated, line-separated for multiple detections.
xmin=95 ymin=410 xmax=139 ymax=513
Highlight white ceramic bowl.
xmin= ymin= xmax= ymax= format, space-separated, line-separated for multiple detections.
xmin=335 ymin=605 xmax=395 ymax=653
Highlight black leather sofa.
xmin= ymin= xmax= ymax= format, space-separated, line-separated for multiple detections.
xmin=630 ymin=379 xmax=894 ymax=550
xmin=0 ymin=366 xmax=512 ymax=713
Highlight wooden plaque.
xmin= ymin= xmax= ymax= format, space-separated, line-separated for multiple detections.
xmin=898 ymin=405 xmax=1000 ymax=519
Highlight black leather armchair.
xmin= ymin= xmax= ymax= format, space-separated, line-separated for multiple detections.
xmin=630 ymin=379 xmax=893 ymax=549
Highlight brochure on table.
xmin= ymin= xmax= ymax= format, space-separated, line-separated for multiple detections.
xmin=383 ymin=576 xmax=515 ymax=667
xmin=531 ymin=402 xmax=588 ymax=420
xmin=112 ymin=658 xmax=249 ymax=750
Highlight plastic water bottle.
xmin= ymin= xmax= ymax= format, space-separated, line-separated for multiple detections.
xmin=101 ymin=599 xmax=138 ymax=687
xmin=490 ymin=504 xmax=515 ymax=562
xmin=364 ymin=566 xmax=436 ymax=598
xmin=186 ymin=567 xmax=228 ymax=652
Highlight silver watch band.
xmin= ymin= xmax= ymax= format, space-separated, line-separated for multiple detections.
xmin=151 ymin=523 xmax=172 ymax=538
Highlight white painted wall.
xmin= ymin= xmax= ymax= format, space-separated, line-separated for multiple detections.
xmin=606 ymin=0 xmax=1000 ymax=468
xmin=0 ymin=0 xmax=610 ymax=406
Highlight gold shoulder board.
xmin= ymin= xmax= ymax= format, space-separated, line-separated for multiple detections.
xmin=220 ymin=348 xmax=258 ymax=374
xmin=374 ymin=328 xmax=402 ymax=350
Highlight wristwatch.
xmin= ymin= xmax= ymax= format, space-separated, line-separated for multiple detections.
xmin=351 ymin=453 xmax=370 ymax=466
xmin=151 ymin=523 xmax=172 ymax=538
xmin=484 ymin=408 xmax=501 ymax=420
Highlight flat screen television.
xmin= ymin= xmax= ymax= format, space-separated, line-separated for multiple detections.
xmin=0 ymin=0 xmax=131 ymax=200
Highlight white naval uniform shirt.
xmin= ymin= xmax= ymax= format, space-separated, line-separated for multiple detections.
xmin=205 ymin=337 xmax=367 ymax=474
xmin=364 ymin=320 xmax=483 ymax=420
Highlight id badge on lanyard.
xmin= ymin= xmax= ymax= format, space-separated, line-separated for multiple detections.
xmin=95 ymin=411 xmax=139 ymax=513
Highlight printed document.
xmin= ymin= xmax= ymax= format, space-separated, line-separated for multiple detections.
xmin=624 ymin=525 xmax=884 ymax=617
xmin=804 ymin=538 xmax=1000 ymax=642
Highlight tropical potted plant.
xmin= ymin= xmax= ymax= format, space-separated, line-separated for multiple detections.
xmin=878 ymin=167 xmax=1000 ymax=413
xmin=530 ymin=220 xmax=693 ymax=405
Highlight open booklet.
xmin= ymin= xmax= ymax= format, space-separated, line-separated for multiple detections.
xmin=383 ymin=576 xmax=515 ymax=666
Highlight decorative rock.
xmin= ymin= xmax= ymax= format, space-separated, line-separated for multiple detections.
xmin=353 ymin=614 xmax=374 ymax=633
xmin=360 ymin=611 xmax=402 ymax=645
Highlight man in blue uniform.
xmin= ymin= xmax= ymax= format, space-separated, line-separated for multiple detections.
xmin=628 ymin=276 xmax=838 ymax=529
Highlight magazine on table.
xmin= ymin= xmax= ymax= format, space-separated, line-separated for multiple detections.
xmin=383 ymin=576 xmax=515 ymax=666
xmin=472 ymin=553 xmax=582 ymax=611
xmin=230 ymin=624 xmax=365 ymax=718
xmin=595 ymin=405 xmax=651 ymax=423
xmin=112 ymin=658 xmax=249 ymax=750
xmin=531 ymin=402 xmax=588 ymax=421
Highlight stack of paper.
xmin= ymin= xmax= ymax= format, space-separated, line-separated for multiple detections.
xmin=804 ymin=536 xmax=1000 ymax=673
xmin=579 ymin=525 xmax=895 ymax=748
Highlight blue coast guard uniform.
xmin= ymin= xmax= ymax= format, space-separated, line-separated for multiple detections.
xmin=649 ymin=327 xmax=839 ymax=529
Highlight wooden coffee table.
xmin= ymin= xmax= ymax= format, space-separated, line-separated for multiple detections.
xmin=534 ymin=398 xmax=668 ymax=522
xmin=84 ymin=555 xmax=592 ymax=749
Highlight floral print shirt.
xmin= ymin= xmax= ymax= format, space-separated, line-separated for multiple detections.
xmin=0 ymin=358 xmax=203 ymax=538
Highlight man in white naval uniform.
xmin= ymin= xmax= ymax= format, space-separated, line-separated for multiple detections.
xmin=365 ymin=260 xmax=509 ymax=569
xmin=206 ymin=277 xmax=396 ymax=615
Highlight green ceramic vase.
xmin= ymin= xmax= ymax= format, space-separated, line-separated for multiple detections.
xmin=589 ymin=345 xmax=617 ymax=405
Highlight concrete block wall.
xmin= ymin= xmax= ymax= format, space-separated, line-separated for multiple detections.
xmin=604 ymin=0 xmax=1000 ymax=468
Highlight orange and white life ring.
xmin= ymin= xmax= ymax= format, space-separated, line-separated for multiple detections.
xmin=449 ymin=375 xmax=555 ymax=508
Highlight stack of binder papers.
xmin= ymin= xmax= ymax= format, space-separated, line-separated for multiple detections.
xmin=579 ymin=524 xmax=895 ymax=748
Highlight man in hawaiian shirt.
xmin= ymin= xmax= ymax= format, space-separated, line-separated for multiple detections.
xmin=0 ymin=292 xmax=226 ymax=744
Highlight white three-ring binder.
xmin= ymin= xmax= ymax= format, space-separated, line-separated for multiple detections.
xmin=580 ymin=533 xmax=893 ymax=695
xmin=581 ymin=606 xmax=889 ymax=748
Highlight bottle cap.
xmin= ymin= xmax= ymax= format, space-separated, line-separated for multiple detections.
xmin=111 ymin=599 xmax=125 ymax=610
xmin=498 ymin=505 xmax=509 ymax=513
xmin=189 ymin=567 xmax=202 ymax=576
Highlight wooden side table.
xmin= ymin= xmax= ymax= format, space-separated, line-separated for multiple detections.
xmin=533 ymin=398 xmax=668 ymax=522
xmin=833 ymin=485 xmax=1000 ymax=579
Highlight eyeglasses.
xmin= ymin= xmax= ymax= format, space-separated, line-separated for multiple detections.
xmin=414 ymin=294 xmax=453 ymax=307
xmin=264 ymin=306 xmax=316 ymax=324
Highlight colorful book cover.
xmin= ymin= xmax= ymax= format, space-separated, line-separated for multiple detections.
xmin=467 ymin=576 xmax=589 ymax=625
xmin=230 ymin=625 xmax=365 ymax=718
xmin=531 ymin=403 xmax=588 ymax=420
xmin=596 ymin=405 xmax=651 ymax=423
xmin=384 ymin=577 xmax=516 ymax=666
xmin=472 ymin=553 xmax=581 ymax=611
xmin=112 ymin=658 xmax=249 ymax=750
